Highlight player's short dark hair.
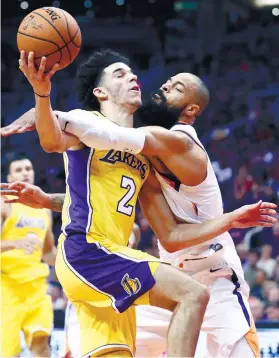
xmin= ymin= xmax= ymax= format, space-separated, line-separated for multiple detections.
xmin=77 ymin=48 xmax=130 ymax=111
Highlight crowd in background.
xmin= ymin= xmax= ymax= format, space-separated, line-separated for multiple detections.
xmin=1 ymin=1 xmax=279 ymax=324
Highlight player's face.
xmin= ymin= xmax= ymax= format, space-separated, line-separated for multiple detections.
xmin=102 ymin=62 xmax=141 ymax=109
xmin=158 ymin=73 xmax=193 ymax=108
xmin=8 ymin=159 xmax=35 ymax=184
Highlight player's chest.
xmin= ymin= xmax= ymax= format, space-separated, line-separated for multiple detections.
xmin=92 ymin=149 xmax=150 ymax=182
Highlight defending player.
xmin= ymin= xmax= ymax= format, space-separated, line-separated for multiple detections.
xmin=1 ymin=157 xmax=56 ymax=358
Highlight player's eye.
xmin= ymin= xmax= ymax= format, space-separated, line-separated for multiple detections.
xmin=176 ymin=88 xmax=183 ymax=93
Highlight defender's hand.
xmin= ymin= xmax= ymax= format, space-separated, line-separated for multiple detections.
xmin=230 ymin=201 xmax=277 ymax=229
xmin=1 ymin=110 xmax=36 ymax=137
xmin=19 ymin=51 xmax=59 ymax=96
xmin=1 ymin=181 xmax=50 ymax=209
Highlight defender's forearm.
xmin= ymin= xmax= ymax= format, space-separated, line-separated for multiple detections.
xmin=166 ymin=213 xmax=233 ymax=252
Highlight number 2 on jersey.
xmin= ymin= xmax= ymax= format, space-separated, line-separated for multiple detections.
xmin=117 ymin=176 xmax=136 ymax=216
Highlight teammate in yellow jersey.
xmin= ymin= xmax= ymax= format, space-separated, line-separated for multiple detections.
xmin=1 ymin=157 xmax=56 ymax=358
xmin=1 ymin=49 xmax=277 ymax=358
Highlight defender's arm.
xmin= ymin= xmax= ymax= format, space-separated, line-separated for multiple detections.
xmin=139 ymin=170 xmax=277 ymax=253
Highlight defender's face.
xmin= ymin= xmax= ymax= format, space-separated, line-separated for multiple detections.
xmin=103 ymin=62 xmax=142 ymax=109
xmin=156 ymin=74 xmax=191 ymax=109
xmin=8 ymin=159 xmax=34 ymax=184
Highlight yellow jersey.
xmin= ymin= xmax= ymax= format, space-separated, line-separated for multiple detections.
xmin=1 ymin=202 xmax=50 ymax=283
xmin=60 ymin=111 xmax=150 ymax=246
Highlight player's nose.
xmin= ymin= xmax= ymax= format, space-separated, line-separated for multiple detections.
xmin=129 ymin=72 xmax=138 ymax=83
xmin=161 ymin=83 xmax=170 ymax=93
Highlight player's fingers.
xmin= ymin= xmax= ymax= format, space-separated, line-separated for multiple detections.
xmin=22 ymin=187 xmax=35 ymax=195
xmin=4 ymin=199 xmax=20 ymax=204
xmin=19 ymin=51 xmax=28 ymax=75
xmin=37 ymin=57 xmax=47 ymax=80
xmin=45 ymin=63 xmax=60 ymax=80
xmin=8 ymin=181 xmax=28 ymax=190
xmin=259 ymin=215 xmax=277 ymax=223
xmin=8 ymin=180 xmax=26 ymax=188
xmin=0 ymin=183 xmax=10 ymax=189
xmin=18 ymin=125 xmax=31 ymax=133
xmin=1 ymin=126 xmax=20 ymax=136
xmin=257 ymin=222 xmax=274 ymax=227
xmin=28 ymin=52 xmax=36 ymax=78
xmin=259 ymin=208 xmax=277 ymax=216
xmin=0 ymin=189 xmax=19 ymax=196
xmin=260 ymin=202 xmax=277 ymax=209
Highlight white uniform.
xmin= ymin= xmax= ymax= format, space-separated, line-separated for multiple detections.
xmin=136 ymin=123 xmax=257 ymax=358
xmin=64 ymin=124 xmax=257 ymax=358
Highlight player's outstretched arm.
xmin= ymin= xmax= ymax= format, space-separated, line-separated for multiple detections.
xmin=139 ymin=170 xmax=277 ymax=253
xmin=0 ymin=182 xmax=65 ymax=212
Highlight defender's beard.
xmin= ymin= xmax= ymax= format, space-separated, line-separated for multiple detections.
xmin=134 ymin=89 xmax=182 ymax=129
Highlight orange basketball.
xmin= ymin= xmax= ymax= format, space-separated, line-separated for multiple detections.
xmin=17 ymin=7 xmax=82 ymax=72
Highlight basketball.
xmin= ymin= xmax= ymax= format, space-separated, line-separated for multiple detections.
xmin=17 ymin=7 xmax=82 ymax=72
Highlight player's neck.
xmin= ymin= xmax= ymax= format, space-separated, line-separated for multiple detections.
xmin=100 ymin=103 xmax=134 ymax=128
xmin=177 ymin=116 xmax=196 ymax=125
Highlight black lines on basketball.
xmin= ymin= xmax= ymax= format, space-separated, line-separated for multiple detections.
xmin=33 ymin=32 xmax=79 ymax=61
xmin=32 ymin=11 xmax=72 ymax=62
xmin=17 ymin=31 xmax=62 ymax=64
xmin=60 ymin=9 xmax=81 ymax=49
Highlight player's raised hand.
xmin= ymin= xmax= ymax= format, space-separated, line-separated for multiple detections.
xmin=0 ymin=181 xmax=50 ymax=209
xmin=19 ymin=50 xmax=59 ymax=96
xmin=230 ymin=200 xmax=277 ymax=229
xmin=1 ymin=109 xmax=36 ymax=137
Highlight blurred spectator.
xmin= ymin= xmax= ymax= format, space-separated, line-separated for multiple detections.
xmin=267 ymin=286 xmax=279 ymax=305
xmin=262 ymin=280 xmax=278 ymax=302
xmin=257 ymin=245 xmax=276 ymax=278
xmin=273 ymin=257 xmax=279 ymax=283
xmin=249 ymin=296 xmax=264 ymax=321
xmin=265 ymin=303 xmax=279 ymax=321
xmin=236 ymin=243 xmax=248 ymax=265
xmin=233 ymin=165 xmax=253 ymax=201
xmin=243 ymin=250 xmax=260 ymax=288
xmin=250 ymin=269 xmax=266 ymax=301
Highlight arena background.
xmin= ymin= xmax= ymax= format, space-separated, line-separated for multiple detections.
xmin=1 ymin=0 xmax=279 ymax=356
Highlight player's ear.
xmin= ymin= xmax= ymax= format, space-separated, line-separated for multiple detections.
xmin=183 ymin=104 xmax=200 ymax=117
xmin=93 ymin=87 xmax=108 ymax=101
